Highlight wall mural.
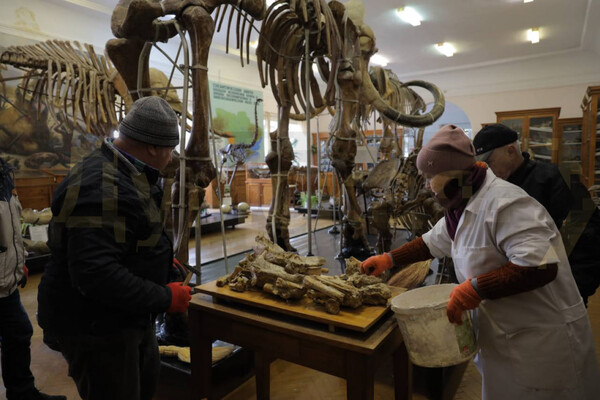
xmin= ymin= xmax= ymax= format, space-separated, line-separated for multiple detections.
xmin=0 ymin=36 xmax=117 ymax=176
xmin=0 ymin=38 xmax=266 ymax=178
xmin=209 ymin=81 xmax=264 ymax=164
xmin=0 ymin=78 xmax=103 ymax=174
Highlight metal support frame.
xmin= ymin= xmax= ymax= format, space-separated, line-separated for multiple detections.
xmin=305 ymin=28 xmax=313 ymax=256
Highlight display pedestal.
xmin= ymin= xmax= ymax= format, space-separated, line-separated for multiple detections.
xmin=294 ymin=204 xmax=339 ymax=219
xmin=193 ymin=212 xmax=248 ymax=234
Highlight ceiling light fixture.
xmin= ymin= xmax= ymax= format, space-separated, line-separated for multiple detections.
xmin=370 ymin=54 xmax=389 ymax=67
xmin=396 ymin=7 xmax=422 ymax=27
xmin=435 ymin=42 xmax=455 ymax=57
xmin=523 ymin=0 xmax=534 ymax=3
xmin=527 ymin=28 xmax=540 ymax=44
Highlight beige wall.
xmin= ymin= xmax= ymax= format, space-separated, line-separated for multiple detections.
xmin=450 ymin=83 xmax=594 ymax=131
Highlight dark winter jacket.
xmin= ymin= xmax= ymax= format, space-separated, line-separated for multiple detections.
xmin=38 ymin=140 xmax=173 ymax=335
xmin=507 ymin=152 xmax=571 ymax=229
xmin=508 ymin=152 xmax=600 ymax=299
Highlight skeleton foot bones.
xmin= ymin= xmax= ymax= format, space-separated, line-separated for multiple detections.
xmin=216 ymin=234 xmax=392 ymax=314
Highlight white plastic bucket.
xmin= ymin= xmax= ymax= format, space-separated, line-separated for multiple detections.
xmin=391 ymin=283 xmax=478 ymax=368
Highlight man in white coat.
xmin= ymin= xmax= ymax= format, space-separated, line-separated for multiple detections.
xmin=361 ymin=124 xmax=600 ymax=399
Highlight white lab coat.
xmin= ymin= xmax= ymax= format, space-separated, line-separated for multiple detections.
xmin=423 ymin=169 xmax=600 ymax=400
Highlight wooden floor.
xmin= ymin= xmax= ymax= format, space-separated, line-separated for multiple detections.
xmin=195 ymin=207 xmax=341 ymax=264
xmin=3 ymin=208 xmax=600 ymax=400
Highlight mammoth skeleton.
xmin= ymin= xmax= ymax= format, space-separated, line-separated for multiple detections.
xmin=257 ymin=0 xmax=444 ymax=257
xmin=1 ymin=0 xmax=446 ymax=265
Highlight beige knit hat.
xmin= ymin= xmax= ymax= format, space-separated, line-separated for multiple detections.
xmin=416 ymin=124 xmax=476 ymax=176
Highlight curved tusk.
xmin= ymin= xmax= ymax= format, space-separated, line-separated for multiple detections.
xmin=362 ymin=72 xmax=445 ymax=128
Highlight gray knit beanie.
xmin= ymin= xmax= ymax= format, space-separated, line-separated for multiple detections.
xmin=119 ymin=96 xmax=180 ymax=147
xmin=416 ymin=124 xmax=476 ymax=176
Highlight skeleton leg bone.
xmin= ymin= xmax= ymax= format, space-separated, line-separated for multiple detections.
xmin=265 ymin=101 xmax=296 ymax=251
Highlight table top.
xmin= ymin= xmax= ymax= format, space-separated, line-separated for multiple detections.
xmin=190 ymin=293 xmax=402 ymax=354
xmin=197 ymin=280 xmax=403 ymax=332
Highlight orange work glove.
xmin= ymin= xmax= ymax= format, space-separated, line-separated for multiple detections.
xmin=172 ymin=258 xmax=187 ymax=280
xmin=166 ymin=282 xmax=192 ymax=313
xmin=360 ymin=253 xmax=394 ymax=276
xmin=19 ymin=265 xmax=28 ymax=288
xmin=446 ymin=280 xmax=482 ymax=325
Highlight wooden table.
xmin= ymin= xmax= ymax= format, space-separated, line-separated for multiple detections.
xmin=189 ymin=294 xmax=412 ymax=400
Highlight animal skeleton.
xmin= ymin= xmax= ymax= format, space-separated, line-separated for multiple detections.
xmin=367 ymin=66 xmax=426 ymax=160
xmin=106 ymin=0 xmax=266 ymax=262
xmin=0 ymin=40 xmax=120 ymax=140
xmin=325 ymin=1 xmax=444 ymax=258
xmin=257 ymin=0 xmax=444 ymax=257
xmin=256 ymin=0 xmax=340 ymax=251
xmin=363 ymin=150 xmax=444 ymax=253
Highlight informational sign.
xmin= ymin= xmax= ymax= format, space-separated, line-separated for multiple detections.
xmin=209 ymin=82 xmax=264 ymax=163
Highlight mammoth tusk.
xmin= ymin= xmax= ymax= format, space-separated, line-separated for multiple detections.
xmin=363 ymin=73 xmax=445 ymax=128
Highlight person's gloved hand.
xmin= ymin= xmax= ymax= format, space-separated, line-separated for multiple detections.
xmin=447 ymin=280 xmax=482 ymax=325
xmin=167 ymin=282 xmax=192 ymax=313
xmin=18 ymin=265 xmax=28 ymax=288
xmin=171 ymin=258 xmax=187 ymax=281
xmin=360 ymin=253 xmax=393 ymax=276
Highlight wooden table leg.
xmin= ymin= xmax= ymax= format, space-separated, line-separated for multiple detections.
xmin=345 ymin=353 xmax=375 ymax=400
xmin=393 ymin=342 xmax=412 ymax=400
xmin=189 ymin=311 xmax=213 ymax=400
xmin=254 ymin=351 xmax=272 ymax=400
xmin=442 ymin=361 xmax=469 ymax=400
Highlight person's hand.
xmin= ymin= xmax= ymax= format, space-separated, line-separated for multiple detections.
xmin=360 ymin=253 xmax=393 ymax=276
xmin=19 ymin=265 xmax=28 ymax=288
xmin=167 ymin=282 xmax=192 ymax=313
xmin=171 ymin=258 xmax=187 ymax=280
xmin=447 ymin=280 xmax=482 ymax=325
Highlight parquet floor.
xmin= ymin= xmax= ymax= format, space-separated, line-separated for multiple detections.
xmin=2 ymin=208 xmax=600 ymax=400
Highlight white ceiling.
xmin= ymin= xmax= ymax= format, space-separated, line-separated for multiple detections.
xmin=363 ymin=0 xmax=598 ymax=77
xmin=82 ymin=0 xmax=600 ymax=78
xmin=1 ymin=0 xmax=599 ymax=100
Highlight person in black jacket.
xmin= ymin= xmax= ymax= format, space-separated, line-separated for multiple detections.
xmin=474 ymin=123 xmax=600 ymax=306
xmin=1 ymin=158 xmax=66 ymax=400
xmin=38 ymin=97 xmax=192 ymax=400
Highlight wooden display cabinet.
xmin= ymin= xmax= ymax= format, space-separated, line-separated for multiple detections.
xmin=245 ymin=163 xmax=272 ymax=206
xmin=14 ymin=170 xmax=66 ymax=210
xmin=581 ymin=86 xmax=600 ymax=188
xmin=556 ymin=117 xmax=583 ymax=172
xmin=205 ymin=168 xmax=247 ymax=208
xmin=496 ymin=107 xmax=561 ymax=164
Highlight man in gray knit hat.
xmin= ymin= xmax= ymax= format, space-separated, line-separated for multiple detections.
xmin=39 ymin=96 xmax=192 ymax=400
xmin=114 ymin=95 xmax=180 ymax=172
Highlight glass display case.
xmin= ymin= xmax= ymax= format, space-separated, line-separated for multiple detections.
xmin=581 ymin=86 xmax=600 ymax=189
xmin=496 ymin=108 xmax=561 ymax=164
xmin=556 ymin=117 xmax=583 ymax=170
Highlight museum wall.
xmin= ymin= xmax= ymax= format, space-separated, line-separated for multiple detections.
xmin=2 ymin=0 xmax=600 ymax=153
xmin=404 ymin=48 xmax=600 ymax=127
